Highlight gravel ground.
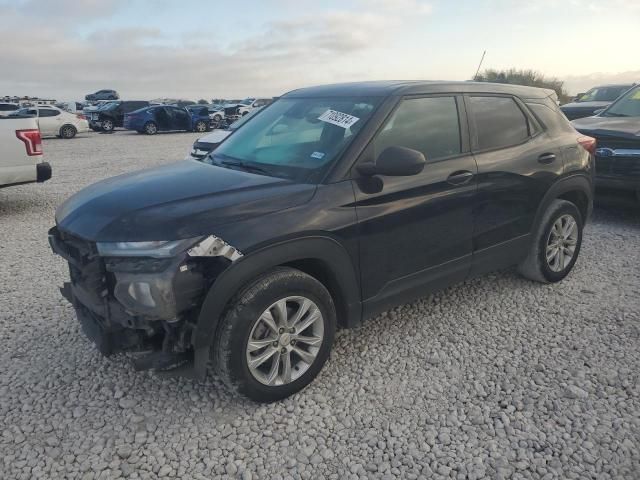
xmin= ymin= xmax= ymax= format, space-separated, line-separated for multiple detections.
xmin=1 ymin=131 xmax=639 ymax=480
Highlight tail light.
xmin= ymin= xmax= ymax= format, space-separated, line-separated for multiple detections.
xmin=15 ymin=129 xmax=43 ymax=156
xmin=577 ymin=136 xmax=596 ymax=155
xmin=76 ymin=114 xmax=86 ymax=120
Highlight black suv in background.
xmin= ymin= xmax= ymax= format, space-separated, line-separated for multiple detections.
xmin=88 ymin=100 xmax=150 ymax=131
xmin=572 ymin=84 xmax=640 ymax=203
xmin=560 ymin=84 xmax=633 ymax=120
xmin=50 ymin=81 xmax=594 ymax=401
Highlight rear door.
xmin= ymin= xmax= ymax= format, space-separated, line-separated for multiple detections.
xmin=37 ymin=108 xmax=62 ymax=136
xmin=354 ymin=95 xmax=477 ymax=313
xmin=170 ymin=107 xmax=192 ymax=130
xmin=465 ymin=94 xmax=564 ymax=275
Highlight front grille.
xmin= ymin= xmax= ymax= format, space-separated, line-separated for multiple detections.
xmin=50 ymin=228 xmax=109 ymax=312
xmin=593 ymin=135 xmax=640 ymax=178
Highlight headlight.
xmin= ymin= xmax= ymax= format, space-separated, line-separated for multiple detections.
xmin=96 ymin=238 xmax=201 ymax=258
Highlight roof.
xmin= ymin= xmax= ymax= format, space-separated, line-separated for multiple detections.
xmin=283 ymin=80 xmax=556 ymax=99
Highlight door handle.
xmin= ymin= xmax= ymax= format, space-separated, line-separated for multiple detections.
xmin=447 ymin=170 xmax=474 ymax=185
xmin=538 ymin=153 xmax=556 ymax=164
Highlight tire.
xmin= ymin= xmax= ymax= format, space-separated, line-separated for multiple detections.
xmin=59 ymin=125 xmax=77 ymax=139
xmin=214 ymin=267 xmax=336 ymax=402
xmin=144 ymin=122 xmax=158 ymax=135
xmin=101 ymin=119 xmax=114 ymax=132
xmin=213 ymin=114 xmax=222 ymax=122
xmin=518 ymin=199 xmax=583 ymax=283
xmin=194 ymin=120 xmax=208 ymax=133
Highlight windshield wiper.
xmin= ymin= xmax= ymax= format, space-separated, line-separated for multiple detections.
xmin=219 ymin=159 xmax=271 ymax=176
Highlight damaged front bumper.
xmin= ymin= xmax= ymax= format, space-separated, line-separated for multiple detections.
xmin=48 ymin=227 xmax=242 ymax=375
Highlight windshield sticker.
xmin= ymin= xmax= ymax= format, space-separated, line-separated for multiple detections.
xmin=310 ymin=151 xmax=325 ymax=160
xmin=318 ymin=109 xmax=360 ymax=129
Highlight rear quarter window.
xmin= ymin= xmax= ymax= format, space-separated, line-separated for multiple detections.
xmin=469 ymin=96 xmax=530 ymax=151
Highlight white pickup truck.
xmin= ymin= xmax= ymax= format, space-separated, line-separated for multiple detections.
xmin=0 ymin=115 xmax=51 ymax=188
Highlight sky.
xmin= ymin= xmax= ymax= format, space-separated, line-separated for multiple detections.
xmin=0 ymin=0 xmax=638 ymax=101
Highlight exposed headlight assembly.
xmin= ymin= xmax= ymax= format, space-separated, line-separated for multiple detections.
xmin=96 ymin=239 xmax=201 ymax=258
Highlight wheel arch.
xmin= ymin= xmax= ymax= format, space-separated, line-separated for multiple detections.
xmin=533 ymin=174 xmax=593 ymax=230
xmin=192 ymin=236 xmax=361 ymax=372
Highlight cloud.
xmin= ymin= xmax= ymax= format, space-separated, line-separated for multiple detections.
xmin=0 ymin=5 xmax=409 ymax=100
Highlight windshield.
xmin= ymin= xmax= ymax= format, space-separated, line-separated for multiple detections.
xmin=601 ymin=86 xmax=640 ymax=117
xmin=205 ymin=96 xmax=381 ymax=182
xmin=577 ymin=86 xmax=630 ymax=103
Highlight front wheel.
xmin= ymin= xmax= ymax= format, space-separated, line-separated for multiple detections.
xmin=518 ymin=199 xmax=583 ymax=283
xmin=214 ymin=267 xmax=336 ymax=402
xmin=101 ymin=119 xmax=114 ymax=132
xmin=194 ymin=120 xmax=208 ymax=133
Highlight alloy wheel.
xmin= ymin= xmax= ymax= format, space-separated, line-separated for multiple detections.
xmin=246 ymin=296 xmax=324 ymax=386
xmin=546 ymin=214 xmax=578 ymax=272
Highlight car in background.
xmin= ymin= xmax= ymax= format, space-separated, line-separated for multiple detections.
xmin=10 ymin=105 xmax=89 ymax=139
xmin=0 ymin=113 xmax=51 ymax=188
xmin=0 ymin=102 xmax=21 ymax=117
xmin=186 ymin=106 xmax=264 ymax=161
xmin=224 ymin=98 xmax=272 ymax=122
xmin=85 ymin=89 xmax=119 ymax=102
xmin=88 ymin=100 xmax=150 ymax=132
xmin=572 ymin=84 xmax=640 ymax=203
xmin=561 ymin=84 xmax=634 ymax=120
xmin=123 ymin=105 xmax=211 ymax=135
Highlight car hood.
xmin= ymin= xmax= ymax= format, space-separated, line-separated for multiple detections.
xmin=56 ymin=160 xmax=316 ymax=242
xmin=571 ymin=116 xmax=640 ymax=139
xmin=196 ymin=130 xmax=232 ymax=145
xmin=561 ymin=101 xmax=611 ymax=110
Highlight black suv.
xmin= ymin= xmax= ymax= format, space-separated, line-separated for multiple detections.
xmin=88 ymin=100 xmax=150 ymax=132
xmin=49 ymin=81 xmax=595 ymax=401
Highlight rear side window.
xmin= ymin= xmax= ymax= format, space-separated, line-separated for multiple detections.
xmin=374 ymin=96 xmax=461 ymax=162
xmin=469 ymin=96 xmax=530 ymax=151
xmin=39 ymin=109 xmax=60 ymax=117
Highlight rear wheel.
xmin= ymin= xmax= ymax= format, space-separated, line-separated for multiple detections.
xmin=215 ymin=267 xmax=336 ymax=402
xmin=518 ymin=199 xmax=583 ymax=283
xmin=59 ymin=125 xmax=77 ymax=139
xmin=213 ymin=114 xmax=222 ymax=122
xmin=144 ymin=122 xmax=158 ymax=135
xmin=194 ymin=120 xmax=208 ymax=133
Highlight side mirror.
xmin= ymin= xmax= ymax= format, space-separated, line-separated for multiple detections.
xmin=357 ymin=146 xmax=426 ymax=177
xmin=593 ymin=108 xmax=605 ymax=115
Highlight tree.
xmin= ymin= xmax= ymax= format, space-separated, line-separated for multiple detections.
xmin=474 ymin=68 xmax=570 ymax=104
xmin=197 ymin=99 xmax=209 ymax=104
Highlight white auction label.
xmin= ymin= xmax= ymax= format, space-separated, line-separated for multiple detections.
xmin=318 ymin=109 xmax=360 ymax=129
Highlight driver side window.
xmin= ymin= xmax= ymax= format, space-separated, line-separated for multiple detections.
xmin=374 ymin=96 xmax=461 ymax=162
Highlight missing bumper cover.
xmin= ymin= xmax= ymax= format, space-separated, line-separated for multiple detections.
xmin=187 ymin=235 xmax=243 ymax=261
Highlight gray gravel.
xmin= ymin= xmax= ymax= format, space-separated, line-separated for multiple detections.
xmin=1 ymin=131 xmax=639 ymax=480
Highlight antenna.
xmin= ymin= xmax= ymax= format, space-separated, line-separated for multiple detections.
xmin=473 ymin=50 xmax=486 ymax=80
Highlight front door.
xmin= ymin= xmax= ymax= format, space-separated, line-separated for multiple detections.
xmin=353 ymin=95 xmax=477 ymax=314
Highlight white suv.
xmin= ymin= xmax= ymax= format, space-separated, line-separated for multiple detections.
xmin=237 ymin=98 xmax=272 ymax=116
xmin=12 ymin=105 xmax=89 ymax=139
